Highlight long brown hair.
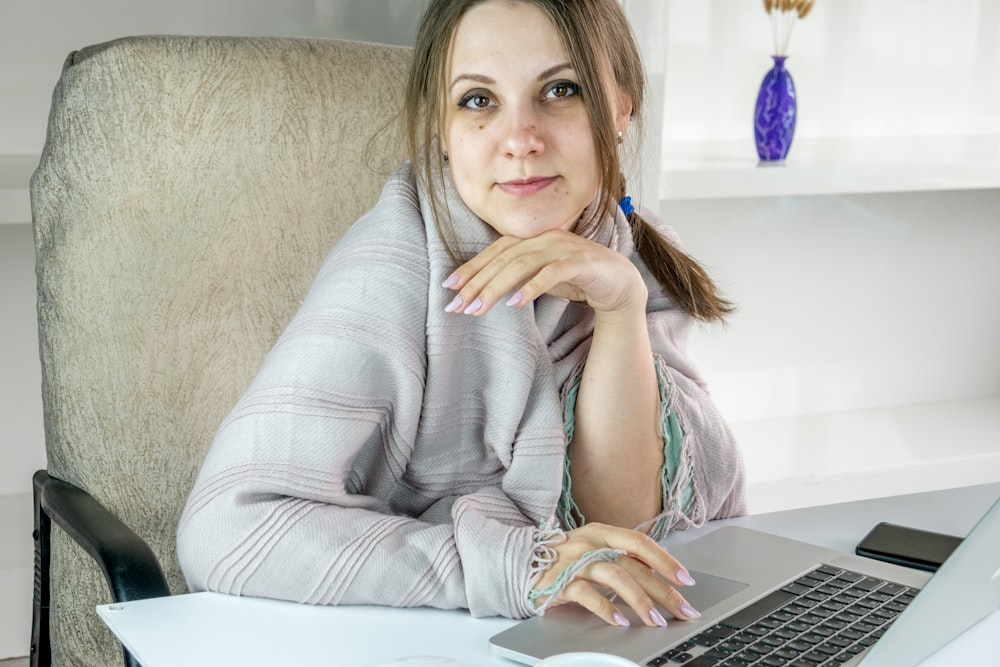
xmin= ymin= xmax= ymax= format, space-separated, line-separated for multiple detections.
xmin=404 ymin=0 xmax=732 ymax=322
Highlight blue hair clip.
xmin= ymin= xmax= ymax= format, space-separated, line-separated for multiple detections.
xmin=618 ymin=196 xmax=634 ymax=217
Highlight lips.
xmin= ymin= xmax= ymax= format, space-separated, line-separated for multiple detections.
xmin=496 ymin=176 xmax=558 ymax=196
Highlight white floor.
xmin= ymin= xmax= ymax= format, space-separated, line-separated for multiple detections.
xmin=1 ymin=397 xmax=998 ymax=660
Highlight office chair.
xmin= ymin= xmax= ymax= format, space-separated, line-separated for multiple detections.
xmin=30 ymin=35 xmax=409 ymax=666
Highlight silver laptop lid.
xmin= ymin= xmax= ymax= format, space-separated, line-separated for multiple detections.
xmin=858 ymin=494 xmax=1000 ymax=665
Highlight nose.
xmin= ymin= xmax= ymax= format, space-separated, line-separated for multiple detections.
xmin=500 ymin=104 xmax=545 ymax=159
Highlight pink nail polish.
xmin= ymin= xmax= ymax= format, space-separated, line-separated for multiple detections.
xmin=613 ymin=610 xmax=630 ymax=627
xmin=649 ymin=608 xmax=669 ymax=627
xmin=444 ymin=295 xmax=463 ymax=313
xmin=463 ymin=297 xmax=484 ymax=315
xmin=677 ymin=569 xmax=696 ymax=586
xmin=680 ymin=603 xmax=701 ymax=619
xmin=505 ymin=291 xmax=525 ymax=307
xmin=441 ymin=273 xmax=459 ymax=288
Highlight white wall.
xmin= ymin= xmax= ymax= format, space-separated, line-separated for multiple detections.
xmin=0 ymin=0 xmax=428 ymax=157
xmin=670 ymin=188 xmax=1000 ymax=422
xmin=0 ymin=225 xmax=43 ymax=493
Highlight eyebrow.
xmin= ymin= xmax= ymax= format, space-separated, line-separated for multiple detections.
xmin=449 ymin=62 xmax=574 ymax=92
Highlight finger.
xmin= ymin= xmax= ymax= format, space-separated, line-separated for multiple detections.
xmin=581 ymin=560 xmax=669 ymax=627
xmin=442 ymin=238 xmax=538 ymax=316
xmin=468 ymin=250 xmax=549 ymax=315
xmin=587 ymin=523 xmax=696 ymax=589
xmin=441 ymin=236 xmax=523 ymax=291
xmin=558 ymin=578 xmax=633 ymax=628
xmin=451 ymin=241 xmax=561 ymax=316
xmin=510 ymin=254 xmax=587 ymax=306
xmin=619 ymin=556 xmax=701 ymax=622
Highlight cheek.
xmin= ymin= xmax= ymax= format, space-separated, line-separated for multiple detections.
xmin=448 ymin=134 xmax=492 ymax=188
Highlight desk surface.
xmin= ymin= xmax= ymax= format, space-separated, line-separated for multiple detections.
xmin=98 ymin=483 xmax=1000 ymax=667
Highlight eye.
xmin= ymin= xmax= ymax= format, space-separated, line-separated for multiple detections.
xmin=545 ymin=81 xmax=580 ymax=100
xmin=459 ymin=91 xmax=495 ymax=110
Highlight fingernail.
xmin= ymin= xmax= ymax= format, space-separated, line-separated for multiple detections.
xmin=613 ymin=610 xmax=630 ymax=627
xmin=677 ymin=569 xmax=696 ymax=586
xmin=444 ymin=295 xmax=463 ymax=313
xmin=505 ymin=291 xmax=525 ymax=307
xmin=463 ymin=297 xmax=484 ymax=315
xmin=441 ymin=272 xmax=459 ymax=288
xmin=679 ymin=603 xmax=701 ymax=619
xmin=649 ymin=608 xmax=669 ymax=627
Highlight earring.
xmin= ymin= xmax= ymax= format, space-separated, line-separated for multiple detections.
xmin=616 ymin=130 xmax=624 ymax=145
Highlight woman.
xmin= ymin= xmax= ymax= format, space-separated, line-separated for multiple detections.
xmin=178 ymin=0 xmax=745 ymax=630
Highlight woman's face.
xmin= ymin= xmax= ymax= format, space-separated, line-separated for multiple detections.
xmin=442 ymin=0 xmax=628 ymax=238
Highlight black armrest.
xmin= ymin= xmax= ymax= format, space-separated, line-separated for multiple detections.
xmin=33 ymin=470 xmax=170 ymax=601
xmin=32 ymin=470 xmax=171 ymax=667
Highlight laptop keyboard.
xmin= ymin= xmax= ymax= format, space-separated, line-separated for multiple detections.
xmin=646 ymin=565 xmax=920 ymax=667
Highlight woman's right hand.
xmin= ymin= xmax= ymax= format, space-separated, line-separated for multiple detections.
xmin=532 ymin=523 xmax=702 ymax=627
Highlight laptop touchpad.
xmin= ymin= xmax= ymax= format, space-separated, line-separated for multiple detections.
xmin=679 ymin=570 xmax=749 ymax=614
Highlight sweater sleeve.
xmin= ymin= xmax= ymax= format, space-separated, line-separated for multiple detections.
xmin=176 ymin=178 xmax=542 ymax=619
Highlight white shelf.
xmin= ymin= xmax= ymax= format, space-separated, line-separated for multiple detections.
xmin=661 ymin=134 xmax=1000 ymax=200
xmin=0 ymin=155 xmax=37 ymax=225
xmin=738 ymin=395 xmax=1000 ymax=514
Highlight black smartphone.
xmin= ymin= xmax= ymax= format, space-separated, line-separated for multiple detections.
xmin=855 ymin=521 xmax=963 ymax=573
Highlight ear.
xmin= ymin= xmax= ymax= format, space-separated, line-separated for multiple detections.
xmin=615 ymin=90 xmax=634 ymax=136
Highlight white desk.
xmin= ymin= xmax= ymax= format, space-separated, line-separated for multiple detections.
xmin=98 ymin=483 xmax=1000 ymax=667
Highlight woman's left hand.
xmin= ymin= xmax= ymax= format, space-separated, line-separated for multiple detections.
xmin=441 ymin=230 xmax=646 ymax=317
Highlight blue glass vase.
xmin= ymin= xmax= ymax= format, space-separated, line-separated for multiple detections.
xmin=753 ymin=56 xmax=797 ymax=162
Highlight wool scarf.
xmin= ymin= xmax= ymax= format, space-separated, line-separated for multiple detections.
xmin=177 ymin=162 xmax=746 ymax=619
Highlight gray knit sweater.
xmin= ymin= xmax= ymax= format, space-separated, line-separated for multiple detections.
xmin=176 ymin=163 xmax=746 ymax=618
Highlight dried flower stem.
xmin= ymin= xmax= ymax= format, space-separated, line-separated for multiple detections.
xmin=764 ymin=0 xmax=815 ymax=56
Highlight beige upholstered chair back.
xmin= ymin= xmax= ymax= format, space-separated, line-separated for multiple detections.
xmin=31 ymin=36 xmax=410 ymax=665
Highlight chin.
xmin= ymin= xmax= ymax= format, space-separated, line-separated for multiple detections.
xmin=486 ymin=208 xmax=581 ymax=238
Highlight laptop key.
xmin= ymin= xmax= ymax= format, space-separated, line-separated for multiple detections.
xmin=879 ymin=583 xmax=906 ymax=595
xmin=786 ymin=640 xmax=812 ymax=653
xmin=853 ymin=577 xmax=885 ymax=592
xmin=839 ymin=628 xmax=864 ymax=641
xmin=713 ymin=641 xmax=742 ymax=655
xmin=719 ymin=659 xmax=752 ymax=667
xmin=782 ymin=582 xmax=812 ymax=596
xmin=720 ymin=590 xmax=797 ymax=629
xmin=691 ymin=634 xmax=721 ymax=648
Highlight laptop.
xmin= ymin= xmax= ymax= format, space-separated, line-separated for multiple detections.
xmin=490 ymin=495 xmax=1000 ymax=666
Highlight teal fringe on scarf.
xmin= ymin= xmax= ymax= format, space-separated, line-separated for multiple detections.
xmin=555 ymin=355 xmax=698 ymax=541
